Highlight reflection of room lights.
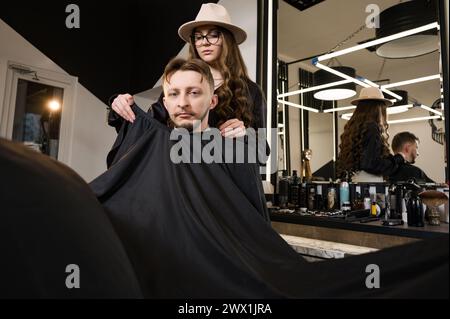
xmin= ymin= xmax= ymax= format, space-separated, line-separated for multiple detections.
xmin=381 ymin=74 xmax=441 ymax=89
xmin=375 ymin=1 xmax=439 ymax=58
xmin=48 ymin=100 xmax=61 ymax=112
xmin=323 ymin=105 xmax=356 ymax=113
xmin=276 ymin=23 xmax=440 ymax=102
xmin=341 ymin=113 xmax=441 ymax=124
xmin=313 ymin=66 xmax=357 ymax=101
xmin=277 ymin=79 xmax=352 ymax=99
xmin=361 ymin=78 xmax=403 ymax=100
xmin=340 ymin=104 xmax=412 ymax=118
xmin=388 ymin=116 xmax=441 ymax=124
xmin=420 ymin=104 xmax=443 ymax=116
xmin=387 ymin=104 xmax=413 ymax=114
xmin=314 ymin=63 xmax=370 ymax=88
xmin=314 ymin=88 xmax=356 ymax=101
xmin=277 ymin=100 xmax=319 ymax=113
xmin=317 ymin=22 xmax=439 ymax=62
xmin=314 ymin=62 xmax=402 ymax=100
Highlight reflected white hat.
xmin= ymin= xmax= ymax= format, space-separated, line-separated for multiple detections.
xmin=351 ymin=87 xmax=393 ymax=106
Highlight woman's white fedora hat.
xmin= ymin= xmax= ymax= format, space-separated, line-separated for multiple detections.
xmin=178 ymin=3 xmax=247 ymax=45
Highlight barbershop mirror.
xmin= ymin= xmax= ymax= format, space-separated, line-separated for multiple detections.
xmin=277 ymin=0 xmax=447 ymax=183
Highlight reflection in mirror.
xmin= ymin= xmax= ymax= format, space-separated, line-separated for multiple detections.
xmin=12 ymin=79 xmax=64 ymax=160
xmin=278 ymin=0 xmax=446 ymax=183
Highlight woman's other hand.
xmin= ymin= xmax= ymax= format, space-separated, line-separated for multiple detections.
xmin=111 ymin=94 xmax=136 ymax=123
xmin=219 ymin=119 xmax=246 ymax=138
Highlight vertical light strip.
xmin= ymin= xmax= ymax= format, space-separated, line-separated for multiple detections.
xmin=265 ymin=0 xmax=273 ymax=181
xmin=332 ymin=101 xmax=336 ymax=162
xmin=301 ymin=93 xmax=305 ymax=154
xmin=282 ymin=82 xmax=287 ymax=171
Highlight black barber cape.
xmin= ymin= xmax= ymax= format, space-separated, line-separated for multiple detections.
xmin=91 ymin=106 xmax=448 ymax=299
xmin=0 ymin=139 xmax=142 ymax=298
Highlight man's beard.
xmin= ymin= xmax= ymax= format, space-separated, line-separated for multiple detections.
xmin=170 ymin=109 xmax=209 ymax=131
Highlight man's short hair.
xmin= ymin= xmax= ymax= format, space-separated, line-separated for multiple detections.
xmin=392 ymin=132 xmax=419 ymax=153
xmin=163 ymin=58 xmax=214 ymax=93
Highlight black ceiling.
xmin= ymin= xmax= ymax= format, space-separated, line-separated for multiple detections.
xmin=0 ymin=1 xmax=217 ymax=105
xmin=283 ymin=0 xmax=325 ymax=11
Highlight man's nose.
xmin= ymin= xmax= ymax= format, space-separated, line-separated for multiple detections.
xmin=177 ymin=93 xmax=189 ymax=108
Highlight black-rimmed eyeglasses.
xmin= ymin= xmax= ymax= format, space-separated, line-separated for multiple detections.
xmin=191 ymin=31 xmax=221 ymax=47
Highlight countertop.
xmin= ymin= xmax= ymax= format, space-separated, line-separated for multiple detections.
xmin=270 ymin=211 xmax=449 ymax=240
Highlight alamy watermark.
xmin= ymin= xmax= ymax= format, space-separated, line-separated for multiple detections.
xmin=366 ymin=4 xmax=380 ymax=29
xmin=169 ymin=124 xmax=278 ymax=175
xmin=65 ymin=264 xmax=80 ymax=289
xmin=66 ymin=4 xmax=80 ymax=29
xmin=365 ymin=264 xmax=380 ymax=289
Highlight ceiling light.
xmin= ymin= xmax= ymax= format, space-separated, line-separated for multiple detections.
xmin=277 ymin=79 xmax=353 ymax=99
xmin=323 ymin=105 xmax=357 ymax=113
xmin=361 ymin=78 xmax=403 ymax=100
xmin=317 ymin=22 xmax=438 ymax=62
xmin=340 ymin=104 xmax=412 ymax=119
xmin=341 ymin=113 xmax=441 ymax=124
xmin=388 ymin=116 xmax=441 ymax=124
xmin=48 ymin=100 xmax=61 ymax=112
xmin=313 ymin=66 xmax=358 ymax=101
xmin=376 ymin=0 xmax=439 ymax=58
xmin=387 ymin=104 xmax=413 ymax=114
xmin=313 ymin=67 xmax=358 ymax=101
xmin=277 ymin=100 xmax=320 ymax=113
xmin=420 ymin=104 xmax=443 ymax=116
xmin=381 ymin=74 xmax=441 ymax=89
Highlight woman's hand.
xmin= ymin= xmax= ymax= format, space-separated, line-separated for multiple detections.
xmin=111 ymin=94 xmax=136 ymax=123
xmin=219 ymin=119 xmax=246 ymax=138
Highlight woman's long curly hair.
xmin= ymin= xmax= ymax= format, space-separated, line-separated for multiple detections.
xmin=188 ymin=27 xmax=253 ymax=128
xmin=337 ymin=100 xmax=391 ymax=176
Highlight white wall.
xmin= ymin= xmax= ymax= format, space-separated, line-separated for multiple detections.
xmin=308 ymin=111 xmax=333 ymax=172
xmin=219 ymin=0 xmax=258 ymax=81
xmin=0 ymin=18 xmax=116 ymax=182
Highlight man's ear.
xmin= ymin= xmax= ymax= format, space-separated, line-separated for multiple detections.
xmin=404 ymin=143 xmax=411 ymax=154
xmin=210 ymin=94 xmax=218 ymax=110
xmin=163 ymin=97 xmax=168 ymax=110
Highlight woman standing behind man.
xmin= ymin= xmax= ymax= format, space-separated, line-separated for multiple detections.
xmin=109 ymin=3 xmax=266 ymax=140
xmin=337 ymin=87 xmax=403 ymax=182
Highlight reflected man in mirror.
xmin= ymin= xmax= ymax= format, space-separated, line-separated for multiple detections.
xmin=389 ymin=132 xmax=435 ymax=183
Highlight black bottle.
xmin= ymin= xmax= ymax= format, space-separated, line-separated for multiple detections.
xmin=308 ymin=185 xmax=316 ymax=210
xmin=298 ymin=182 xmax=307 ymax=210
xmin=406 ymin=190 xmax=424 ymax=227
xmin=278 ymin=171 xmax=290 ymax=209
xmin=289 ymin=170 xmax=300 ymax=208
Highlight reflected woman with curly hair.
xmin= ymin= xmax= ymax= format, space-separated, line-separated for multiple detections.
xmin=337 ymin=87 xmax=403 ymax=182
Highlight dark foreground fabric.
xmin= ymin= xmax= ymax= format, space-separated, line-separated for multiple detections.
xmin=0 ymin=139 xmax=142 ymax=299
xmin=91 ymin=108 xmax=448 ymax=299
